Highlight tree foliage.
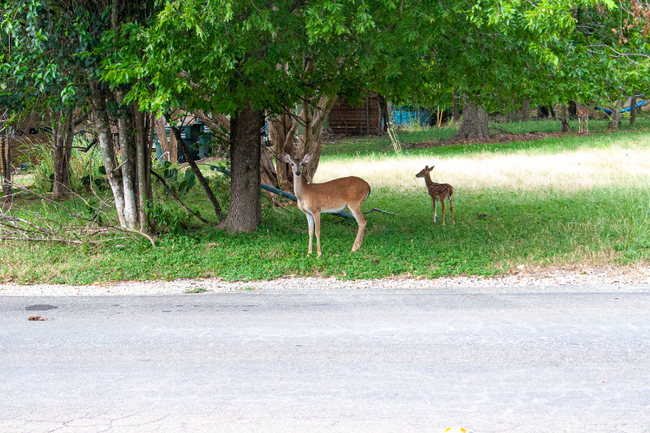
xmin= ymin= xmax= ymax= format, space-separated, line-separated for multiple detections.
xmin=2 ymin=0 xmax=649 ymax=233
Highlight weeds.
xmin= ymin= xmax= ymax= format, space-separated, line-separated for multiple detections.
xmin=184 ymin=287 xmax=208 ymax=294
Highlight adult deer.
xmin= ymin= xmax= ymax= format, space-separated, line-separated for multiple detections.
xmin=576 ymin=103 xmax=590 ymax=134
xmin=416 ymin=165 xmax=455 ymax=224
xmin=283 ymin=153 xmax=371 ymax=256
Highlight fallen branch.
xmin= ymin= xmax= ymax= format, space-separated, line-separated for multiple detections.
xmin=151 ymin=170 xmax=212 ymax=224
xmin=0 ymin=190 xmax=29 ymax=201
xmin=0 ymin=215 xmax=50 ymax=234
xmin=0 ymin=236 xmax=125 ymax=245
xmin=6 ymin=184 xmax=156 ymax=246
xmin=363 ymin=207 xmax=398 ymax=216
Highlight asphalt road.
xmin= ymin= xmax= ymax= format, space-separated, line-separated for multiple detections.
xmin=1 ymin=286 xmax=649 ymax=432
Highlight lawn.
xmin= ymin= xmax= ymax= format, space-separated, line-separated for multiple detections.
xmin=1 ymin=119 xmax=649 ymax=285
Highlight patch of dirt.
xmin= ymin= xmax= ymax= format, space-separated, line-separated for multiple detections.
xmin=403 ymin=131 xmax=568 ymax=150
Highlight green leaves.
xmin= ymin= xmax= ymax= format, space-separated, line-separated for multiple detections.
xmin=160 ymin=164 xmax=197 ymax=195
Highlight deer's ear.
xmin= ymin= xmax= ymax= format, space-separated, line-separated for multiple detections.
xmin=282 ymin=153 xmax=293 ymax=164
xmin=424 ymin=165 xmax=429 ymax=170
xmin=302 ymin=153 xmax=313 ymax=164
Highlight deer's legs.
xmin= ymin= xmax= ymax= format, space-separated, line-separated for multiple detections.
xmin=440 ymin=196 xmax=447 ymax=224
xmin=306 ymin=213 xmax=315 ymax=254
xmin=585 ymin=116 xmax=589 ymax=133
xmin=314 ymin=212 xmax=322 ymax=256
xmin=432 ymin=199 xmax=438 ymax=223
xmin=348 ymin=205 xmax=367 ymax=252
xmin=449 ymin=196 xmax=455 ymax=224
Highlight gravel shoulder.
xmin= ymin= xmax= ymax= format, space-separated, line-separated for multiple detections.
xmin=2 ymin=265 xmax=650 ymax=296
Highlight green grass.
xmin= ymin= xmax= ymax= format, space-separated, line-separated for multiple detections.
xmin=2 ymin=119 xmax=650 ymax=285
xmin=2 ymin=184 xmax=649 ymax=285
xmin=322 ymin=117 xmax=650 ymax=158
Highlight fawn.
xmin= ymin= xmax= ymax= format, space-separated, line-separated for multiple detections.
xmin=576 ymin=103 xmax=590 ymax=134
xmin=416 ymin=165 xmax=454 ymax=224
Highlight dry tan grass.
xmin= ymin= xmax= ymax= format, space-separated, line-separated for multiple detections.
xmin=315 ymin=137 xmax=650 ymax=192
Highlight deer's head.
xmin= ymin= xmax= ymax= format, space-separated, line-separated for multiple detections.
xmin=415 ymin=165 xmax=434 ymax=178
xmin=283 ymin=153 xmax=313 ymax=177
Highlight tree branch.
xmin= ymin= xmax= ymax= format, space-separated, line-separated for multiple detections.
xmin=151 ymin=170 xmax=212 ymax=224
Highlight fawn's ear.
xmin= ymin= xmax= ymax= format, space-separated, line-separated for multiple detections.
xmin=431 ymin=165 xmax=435 ymax=170
xmin=424 ymin=165 xmax=429 ymax=170
xmin=302 ymin=153 xmax=313 ymax=164
xmin=282 ymin=153 xmax=293 ymax=164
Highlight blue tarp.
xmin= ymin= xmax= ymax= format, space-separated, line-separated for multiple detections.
xmin=392 ymin=109 xmax=432 ymax=127
xmin=597 ymin=99 xmax=646 ymax=115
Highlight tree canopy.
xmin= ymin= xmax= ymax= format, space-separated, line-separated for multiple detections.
xmin=2 ymin=0 xmax=649 ymax=232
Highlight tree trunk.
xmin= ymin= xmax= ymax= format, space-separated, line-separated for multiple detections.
xmin=154 ymin=115 xmax=169 ymax=162
xmin=521 ymin=99 xmax=530 ymax=121
xmin=270 ymin=96 xmax=336 ymax=191
xmin=560 ymin=104 xmax=569 ymax=132
xmin=168 ymin=124 xmax=178 ymax=163
xmin=1 ymin=130 xmax=11 ymax=197
xmin=92 ymin=83 xmax=155 ymax=232
xmin=270 ymin=113 xmax=293 ymax=191
xmin=147 ymin=115 xmax=155 ymax=215
xmin=377 ymin=94 xmax=389 ymax=132
xmin=452 ymin=88 xmax=460 ymax=123
xmin=116 ymin=92 xmax=138 ymax=230
xmin=134 ymin=103 xmax=153 ymax=233
xmin=507 ymin=94 xmax=517 ymax=123
xmin=608 ymin=109 xmax=621 ymax=130
xmin=454 ymin=96 xmax=489 ymax=140
xmin=568 ymin=101 xmax=577 ymax=118
xmin=295 ymin=95 xmax=337 ymax=182
xmin=169 ymin=124 xmax=222 ymax=219
xmin=52 ymin=111 xmax=74 ymax=201
xmin=260 ymin=146 xmax=278 ymax=188
xmin=91 ymin=84 xmax=127 ymax=227
xmin=301 ymin=125 xmax=324 ymax=182
xmin=607 ymin=97 xmax=622 ymax=130
xmin=193 ymin=110 xmax=231 ymax=143
xmin=220 ymin=101 xmax=264 ymax=233
xmin=630 ymin=96 xmax=637 ymax=127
